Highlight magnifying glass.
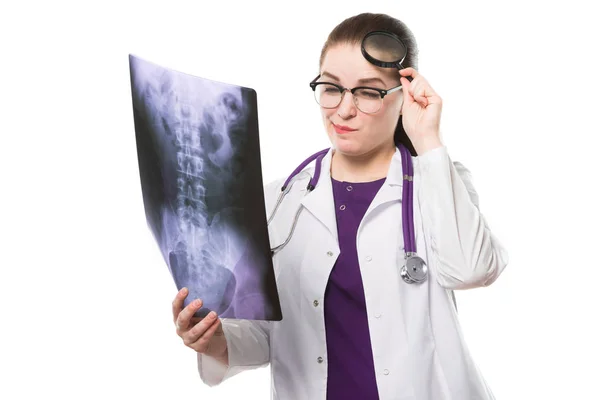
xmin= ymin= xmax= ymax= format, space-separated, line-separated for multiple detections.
xmin=361 ymin=30 xmax=413 ymax=82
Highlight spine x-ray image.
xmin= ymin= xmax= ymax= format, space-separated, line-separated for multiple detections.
xmin=128 ymin=54 xmax=281 ymax=321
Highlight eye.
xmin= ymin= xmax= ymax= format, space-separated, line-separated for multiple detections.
xmin=355 ymin=89 xmax=381 ymax=99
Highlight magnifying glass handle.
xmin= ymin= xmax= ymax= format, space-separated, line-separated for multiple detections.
xmin=397 ymin=63 xmax=413 ymax=83
xmin=400 ymin=74 xmax=413 ymax=84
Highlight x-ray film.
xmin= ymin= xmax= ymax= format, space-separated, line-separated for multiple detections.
xmin=128 ymin=54 xmax=282 ymax=321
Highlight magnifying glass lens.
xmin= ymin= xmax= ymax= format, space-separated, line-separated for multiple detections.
xmin=363 ymin=34 xmax=405 ymax=62
xmin=361 ymin=31 xmax=409 ymax=70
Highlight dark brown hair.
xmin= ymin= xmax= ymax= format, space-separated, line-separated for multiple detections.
xmin=319 ymin=13 xmax=419 ymax=156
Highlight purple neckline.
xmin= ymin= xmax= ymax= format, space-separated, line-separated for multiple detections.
xmin=330 ymin=176 xmax=387 ymax=185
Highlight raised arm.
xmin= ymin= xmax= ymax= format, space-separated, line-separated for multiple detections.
xmin=417 ymin=146 xmax=509 ymax=290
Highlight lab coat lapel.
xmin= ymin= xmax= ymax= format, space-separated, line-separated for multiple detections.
xmin=363 ymin=147 xmax=406 ymax=219
xmin=299 ymin=149 xmax=339 ymax=243
xmin=299 ymin=147 xmax=410 ymax=239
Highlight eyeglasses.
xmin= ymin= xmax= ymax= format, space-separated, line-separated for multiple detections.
xmin=309 ymin=75 xmax=402 ymax=114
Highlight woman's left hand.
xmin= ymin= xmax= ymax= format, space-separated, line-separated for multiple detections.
xmin=399 ymin=68 xmax=443 ymax=155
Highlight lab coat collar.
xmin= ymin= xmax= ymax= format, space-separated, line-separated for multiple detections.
xmin=299 ymin=148 xmax=338 ymax=241
xmin=299 ymin=146 xmax=412 ymax=241
xmin=386 ymin=146 xmax=409 ymax=187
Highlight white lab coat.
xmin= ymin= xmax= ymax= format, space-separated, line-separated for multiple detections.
xmin=197 ymin=145 xmax=509 ymax=400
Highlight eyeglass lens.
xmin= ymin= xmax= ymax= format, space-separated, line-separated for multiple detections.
xmin=314 ymin=84 xmax=382 ymax=113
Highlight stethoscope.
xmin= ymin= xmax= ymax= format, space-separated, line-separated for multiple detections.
xmin=266 ymin=143 xmax=428 ymax=285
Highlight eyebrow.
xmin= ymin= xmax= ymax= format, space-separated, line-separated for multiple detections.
xmin=321 ymin=71 xmax=386 ymax=87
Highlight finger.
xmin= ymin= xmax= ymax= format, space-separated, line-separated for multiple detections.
xmin=413 ymin=74 xmax=437 ymax=97
xmin=420 ymin=82 xmax=437 ymax=99
xmin=410 ymin=76 xmax=426 ymax=95
xmin=182 ymin=316 xmax=204 ymax=333
xmin=189 ymin=316 xmax=222 ymax=353
xmin=399 ymin=67 xmax=419 ymax=80
xmin=410 ymin=79 xmax=422 ymax=98
xmin=411 ymin=81 xmax=429 ymax=106
xmin=400 ymin=77 xmax=414 ymax=105
xmin=413 ymin=77 xmax=437 ymax=106
xmin=184 ymin=311 xmax=219 ymax=347
xmin=172 ymin=287 xmax=188 ymax=324
xmin=176 ymin=298 xmax=203 ymax=332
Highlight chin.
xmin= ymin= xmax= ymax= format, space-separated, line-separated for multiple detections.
xmin=327 ymin=125 xmax=371 ymax=155
xmin=332 ymin=135 xmax=364 ymax=155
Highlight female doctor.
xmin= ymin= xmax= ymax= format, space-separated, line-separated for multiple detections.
xmin=172 ymin=12 xmax=509 ymax=400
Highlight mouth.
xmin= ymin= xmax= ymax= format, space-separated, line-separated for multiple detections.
xmin=332 ymin=123 xmax=358 ymax=134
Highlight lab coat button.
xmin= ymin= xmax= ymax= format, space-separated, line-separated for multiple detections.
xmin=317 ymin=357 xmax=324 ymax=363
xmin=383 ymin=369 xmax=390 ymax=375
xmin=375 ymin=313 xmax=381 ymax=319
xmin=366 ymin=255 xmax=372 ymax=261
xmin=313 ymin=300 xmax=319 ymax=307
xmin=327 ymin=251 xmax=333 ymax=257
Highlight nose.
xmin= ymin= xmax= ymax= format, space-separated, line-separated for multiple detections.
xmin=337 ymin=90 xmax=357 ymax=119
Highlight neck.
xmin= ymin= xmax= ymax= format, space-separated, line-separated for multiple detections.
xmin=330 ymin=142 xmax=396 ymax=183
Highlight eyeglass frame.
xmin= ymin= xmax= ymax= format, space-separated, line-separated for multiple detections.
xmin=309 ymin=74 xmax=403 ymax=114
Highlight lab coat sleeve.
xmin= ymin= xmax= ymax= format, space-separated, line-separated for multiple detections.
xmin=196 ymin=178 xmax=284 ymax=386
xmin=197 ymin=319 xmax=271 ymax=386
xmin=416 ymin=145 xmax=509 ymax=290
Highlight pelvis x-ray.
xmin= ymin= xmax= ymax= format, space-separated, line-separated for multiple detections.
xmin=128 ymin=54 xmax=281 ymax=321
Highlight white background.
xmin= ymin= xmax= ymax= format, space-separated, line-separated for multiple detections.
xmin=1 ymin=0 xmax=599 ymax=399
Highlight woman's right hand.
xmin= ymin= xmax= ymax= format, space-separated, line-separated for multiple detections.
xmin=172 ymin=287 xmax=228 ymax=365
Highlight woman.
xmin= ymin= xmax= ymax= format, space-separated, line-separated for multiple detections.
xmin=172 ymin=12 xmax=509 ymax=400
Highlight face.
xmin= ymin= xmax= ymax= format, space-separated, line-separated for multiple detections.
xmin=318 ymin=43 xmax=404 ymax=156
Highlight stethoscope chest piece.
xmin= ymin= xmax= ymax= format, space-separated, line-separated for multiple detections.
xmin=400 ymin=254 xmax=428 ymax=284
